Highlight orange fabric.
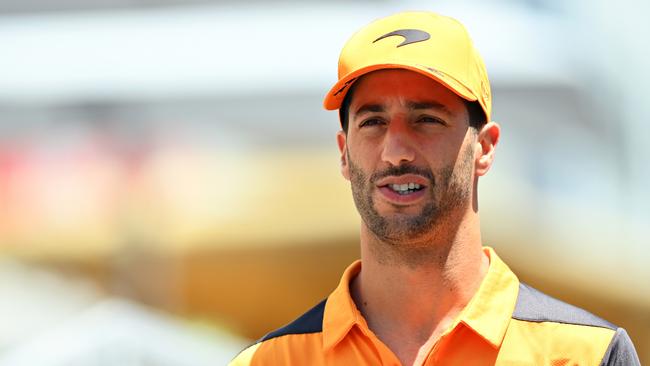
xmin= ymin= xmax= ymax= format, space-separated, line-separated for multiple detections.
xmin=323 ymin=12 xmax=492 ymax=122
xmin=230 ymin=247 xmax=616 ymax=365
xmin=320 ymin=247 xmax=517 ymax=364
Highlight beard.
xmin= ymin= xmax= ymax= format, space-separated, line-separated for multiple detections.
xmin=348 ymin=143 xmax=474 ymax=245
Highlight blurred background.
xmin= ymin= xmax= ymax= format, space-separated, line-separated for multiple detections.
xmin=1 ymin=0 xmax=649 ymax=364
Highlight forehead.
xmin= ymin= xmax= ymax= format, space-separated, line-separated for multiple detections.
xmin=348 ymin=69 xmax=467 ymax=114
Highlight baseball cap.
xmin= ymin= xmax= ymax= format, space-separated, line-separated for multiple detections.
xmin=323 ymin=11 xmax=492 ymax=122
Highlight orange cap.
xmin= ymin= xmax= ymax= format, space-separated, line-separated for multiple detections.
xmin=323 ymin=11 xmax=492 ymax=122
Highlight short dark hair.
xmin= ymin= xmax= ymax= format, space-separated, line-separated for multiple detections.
xmin=339 ymin=83 xmax=487 ymax=133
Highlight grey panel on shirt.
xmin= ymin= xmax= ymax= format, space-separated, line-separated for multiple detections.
xmin=513 ymin=282 xmax=616 ymax=329
xmin=513 ymin=283 xmax=640 ymax=365
xmin=599 ymin=328 xmax=641 ymax=366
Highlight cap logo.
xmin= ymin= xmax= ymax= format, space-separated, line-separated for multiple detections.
xmin=333 ymin=77 xmax=357 ymax=97
xmin=373 ymin=29 xmax=430 ymax=47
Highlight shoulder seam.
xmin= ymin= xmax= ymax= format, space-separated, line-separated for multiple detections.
xmin=510 ymin=315 xmax=618 ymax=330
xmin=259 ymin=329 xmax=323 ymax=343
xmin=259 ymin=298 xmax=327 ymax=342
xmin=512 ymin=282 xmax=617 ymax=330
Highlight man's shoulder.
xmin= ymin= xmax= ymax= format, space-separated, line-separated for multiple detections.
xmin=508 ymin=283 xmax=640 ymax=366
xmin=229 ymin=299 xmax=327 ymax=366
xmin=513 ymin=282 xmax=616 ymax=328
xmin=260 ymin=298 xmax=327 ymax=342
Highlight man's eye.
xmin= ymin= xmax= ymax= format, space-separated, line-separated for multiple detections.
xmin=418 ymin=116 xmax=446 ymax=125
xmin=359 ymin=118 xmax=384 ymax=128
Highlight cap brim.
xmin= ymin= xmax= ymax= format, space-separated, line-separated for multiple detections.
xmin=323 ymin=63 xmax=478 ymax=110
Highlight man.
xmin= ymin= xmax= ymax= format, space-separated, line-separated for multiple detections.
xmin=231 ymin=11 xmax=640 ymax=366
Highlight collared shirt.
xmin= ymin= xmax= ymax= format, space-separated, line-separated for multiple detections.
xmin=230 ymin=247 xmax=640 ymax=365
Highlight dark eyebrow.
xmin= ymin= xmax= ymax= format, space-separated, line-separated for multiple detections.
xmin=353 ymin=103 xmax=385 ymax=117
xmin=353 ymin=101 xmax=452 ymax=119
xmin=406 ymin=101 xmax=452 ymax=115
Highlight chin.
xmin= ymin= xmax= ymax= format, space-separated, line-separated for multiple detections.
xmin=376 ymin=202 xmax=427 ymax=216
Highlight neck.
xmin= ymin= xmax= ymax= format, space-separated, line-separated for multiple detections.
xmin=351 ymin=210 xmax=488 ymax=365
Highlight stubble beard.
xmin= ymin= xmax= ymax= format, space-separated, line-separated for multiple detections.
xmin=348 ymin=143 xmax=474 ymax=252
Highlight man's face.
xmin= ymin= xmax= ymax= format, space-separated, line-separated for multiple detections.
xmin=337 ymin=69 xmax=478 ymax=244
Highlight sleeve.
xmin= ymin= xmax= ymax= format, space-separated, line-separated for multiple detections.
xmin=599 ymin=328 xmax=641 ymax=366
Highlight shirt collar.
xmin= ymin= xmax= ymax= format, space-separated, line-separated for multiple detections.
xmin=456 ymin=247 xmax=519 ymax=347
xmin=322 ymin=260 xmax=363 ymax=352
xmin=322 ymin=247 xmax=519 ymax=352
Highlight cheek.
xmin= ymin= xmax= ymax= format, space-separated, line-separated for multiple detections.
xmin=429 ymin=134 xmax=472 ymax=162
xmin=418 ymin=149 xmax=463 ymax=179
xmin=347 ymin=150 xmax=377 ymax=185
xmin=347 ymin=141 xmax=378 ymax=169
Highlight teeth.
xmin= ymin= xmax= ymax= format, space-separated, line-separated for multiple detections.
xmin=389 ymin=183 xmax=422 ymax=193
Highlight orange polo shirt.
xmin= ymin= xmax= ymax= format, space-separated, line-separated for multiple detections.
xmin=230 ymin=247 xmax=639 ymax=365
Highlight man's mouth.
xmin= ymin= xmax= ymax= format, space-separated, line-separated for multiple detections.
xmin=375 ymin=173 xmax=429 ymax=204
xmin=387 ymin=183 xmax=423 ymax=195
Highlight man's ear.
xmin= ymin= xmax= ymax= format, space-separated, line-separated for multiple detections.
xmin=336 ymin=131 xmax=350 ymax=181
xmin=475 ymin=122 xmax=500 ymax=177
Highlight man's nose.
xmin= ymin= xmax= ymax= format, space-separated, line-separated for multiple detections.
xmin=380 ymin=121 xmax=416 ymax=166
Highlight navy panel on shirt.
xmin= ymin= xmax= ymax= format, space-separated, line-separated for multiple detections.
xmin=261 ymin=298 xmax=327 ymax=342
